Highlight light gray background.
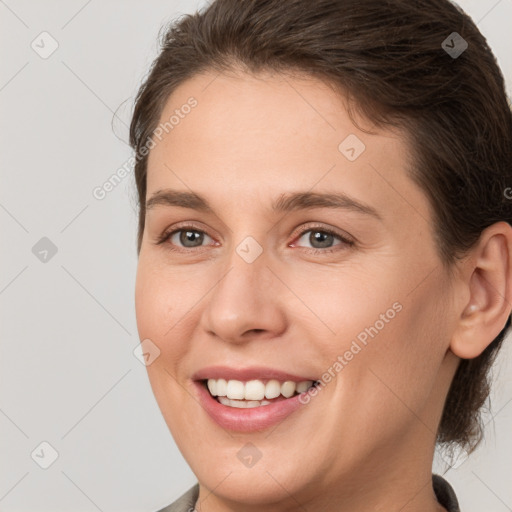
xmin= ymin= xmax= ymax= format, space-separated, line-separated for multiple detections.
xmin=0 ymin=1 xmax=511 ymax=511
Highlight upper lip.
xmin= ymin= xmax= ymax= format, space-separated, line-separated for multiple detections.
xmin=192 ymin=365 xmax=317 ymax=382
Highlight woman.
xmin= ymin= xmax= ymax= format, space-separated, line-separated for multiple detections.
xmin=130 ymin=0 xmax=512 ymax=510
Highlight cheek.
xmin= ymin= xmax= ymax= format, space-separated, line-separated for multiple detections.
xmin=134 ymin=260 xmax=179 ymax=381
xmin=134 ymin=272 xmax=164 ymax=341
xmin=134 ymin=261 xmax=192 ymax=423
xmin=134 ymin=256 xmax=211 ymax=372
xmin=316 ymin=262 xmax=451 ymax=420
xmin=356 ymin=277 xmax=452 ymax=416
xmin=134 ymin=257 xmax=185 ymax=338
xmin=288 ymin=264 xmax=405 ymax=350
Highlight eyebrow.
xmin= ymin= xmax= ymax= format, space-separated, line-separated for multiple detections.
xmin=145 ymin=189 xmax=382 ymax=220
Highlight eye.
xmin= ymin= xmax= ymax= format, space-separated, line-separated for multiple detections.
xmin=291 ymin=225 xmax=354 ymax=253
xmin=171 ymin=229 xmax=213 ymax=248
xmin=156 ymin=225 xmax=216 ymax=250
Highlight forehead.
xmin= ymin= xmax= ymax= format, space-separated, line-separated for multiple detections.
xmin=145 ymin=69 xmax=430 ymax=225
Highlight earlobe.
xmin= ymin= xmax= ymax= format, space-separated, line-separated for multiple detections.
xmin=450 ymin=222 xmax=512 ymax=360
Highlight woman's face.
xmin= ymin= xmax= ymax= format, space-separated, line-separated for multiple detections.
xmin=135 ymin=70 xmax=460 ymax=507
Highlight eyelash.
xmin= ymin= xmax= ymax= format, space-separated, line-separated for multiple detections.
xmin=155 ymin=222 xmax=355 ymax=254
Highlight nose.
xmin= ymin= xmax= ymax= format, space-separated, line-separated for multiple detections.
xmin=199 ymin=246 xmax=288 ymax=344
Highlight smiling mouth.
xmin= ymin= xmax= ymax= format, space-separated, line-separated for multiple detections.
xmin=201 ymin=378 xmax=320 ymax=408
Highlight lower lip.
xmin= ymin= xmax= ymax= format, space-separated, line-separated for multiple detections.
xmin=193 ymin=381 xmax=315 ymax=432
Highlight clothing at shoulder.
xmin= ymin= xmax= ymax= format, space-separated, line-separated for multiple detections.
xmin=155 ymin=474 xmax=460 ymax=512
xmin=156 ymin=483 xmax=199 ymax=512
xmin=433 ymin=474 xmax=460 ymax=512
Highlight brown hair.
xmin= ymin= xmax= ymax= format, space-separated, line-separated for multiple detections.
xmin=129 ymin=0 xmax=512 ymax=453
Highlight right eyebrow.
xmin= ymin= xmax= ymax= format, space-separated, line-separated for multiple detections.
xmin=145 ymin=189 xmax=214 ymax=213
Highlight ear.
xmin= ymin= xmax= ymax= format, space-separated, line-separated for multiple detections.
xmin=450 ymin=221 xmax=512 ymax=359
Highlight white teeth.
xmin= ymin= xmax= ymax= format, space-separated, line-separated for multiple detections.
xmin=226 ymin=380 xmax=245 ymax=399
xmin=206 ymin=378 xmax=314 ymax=401
xmin=265 ymin=379 xmax=282 ymax=399
xmin=218 ymin=397 xmax=271 ymax=408
xmin=245 ymin=380 xmax=266 ymax=400
xmin=281 ymin=381 xmax=296 ymax=398
xmin=216 ymin=378 xmax=227 ymax=396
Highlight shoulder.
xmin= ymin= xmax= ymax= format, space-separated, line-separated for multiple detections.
xmin=155 ymin=483 xmax=199 ymax=512
xmin=433 ymin=474 xmax=460 ymax=512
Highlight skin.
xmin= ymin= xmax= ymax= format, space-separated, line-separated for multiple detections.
xmin=135 ymin=69 xmax=512 ymax=512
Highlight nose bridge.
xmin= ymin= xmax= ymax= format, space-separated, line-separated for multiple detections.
xmin=213 ymin=236 xmax=269 ymax=314
xmin=200 ymin=234 xmax=286 ymax=342
xmin=219 ymin=225 xmax=272 ymax=293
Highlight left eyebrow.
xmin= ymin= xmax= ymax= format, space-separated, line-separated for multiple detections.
xmin=272 ymin=191 xmax=383 ymax=220
xmin=145 ymin=189 xmax=383 ymax=221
